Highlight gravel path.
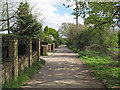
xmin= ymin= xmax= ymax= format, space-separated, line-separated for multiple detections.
xmin=22 ymin=45 xmax=105 ymax=89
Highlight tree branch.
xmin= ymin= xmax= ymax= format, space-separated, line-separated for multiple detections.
xmin=0 ymin=10 xmax=18 ymax=21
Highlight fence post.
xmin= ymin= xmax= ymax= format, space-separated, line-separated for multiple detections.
xmin=42 ymin=45 xmax=47 ymax=55
xmin=26 ymin=39 xmax=32 ymax=67
xmin=48 ymin=44 xmax=51 ymax=52
xmin=53 ymin=43 xmax=55 ymax=50
xmin=36 ymin=39 xmax=40 ymax=62
xmin=0 ymin=35 xmax=2 ymax=89
xmin=7 ymin=37 xmax=18 ymax=81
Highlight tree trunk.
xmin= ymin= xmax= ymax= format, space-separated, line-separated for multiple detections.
xmin=7 ymin=0 xmax=10 ymax=34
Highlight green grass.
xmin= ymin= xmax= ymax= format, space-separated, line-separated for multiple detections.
xmin=67 ymin=45 xmax=73 ymax=49
xmin=69 ymin=46 xmax=120 ymax=88
xmin=71 ymin=48 xmax=78 ymax=53
xmin=2 ymin=59 xmax=46 ymax=88
xmin=41 ymin=54 xmax=48 ymax=56
xmin=79 ymin=50 xmax=120 ymax=88
xmin=67 ymin=46 xmax=78 ymax=53
xmin=52 ymin=50 xmax=56 ymax=53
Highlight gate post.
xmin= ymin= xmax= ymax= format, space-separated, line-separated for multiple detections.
xmin=26 ymin=39 xmax=32 ymax=67
xmin=7 ymin=37 xmax=18 ymax=81
xmin=36 ymin=39 xmax=40 ymax=61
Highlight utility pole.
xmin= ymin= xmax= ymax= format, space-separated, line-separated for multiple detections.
xmin=6 ymin=0 xmax=10 ymax=34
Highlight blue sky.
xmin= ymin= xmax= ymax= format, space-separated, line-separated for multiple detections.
xmin=28 ymin=0 xmax=84 ymax=30
xmin=0 ymin=0 xmax=84 ymax=34
xmin=54 ymin=5 xmax=73 ymax=16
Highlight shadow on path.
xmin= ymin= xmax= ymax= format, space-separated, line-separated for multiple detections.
xmin=22 ymin=45 xmax=105 ymax=89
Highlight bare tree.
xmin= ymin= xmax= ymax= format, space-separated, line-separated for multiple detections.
xmin=0 ymin=0 xmax=43 ymax=34
xmin=0 ymin=0 xmax=20 ymax=34
xmin=63 ymin=0 xmax=86 ymax=29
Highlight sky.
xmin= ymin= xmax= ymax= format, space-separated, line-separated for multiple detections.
xmin=0 ymin=0 xmax=85 ymax=34
xmin=28 ymin=0 xmax=84 ymax=30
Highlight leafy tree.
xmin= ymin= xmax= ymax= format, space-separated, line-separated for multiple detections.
xmin=59 ymin=23 xmax=85 ymax=49
xmin=63 ymin=1 xmax=119 ymax=58
xmin=49 ymin=28 xmax=59 ymax=40
xmin=43 ymin=26 xmax=59 ymax=41
xmin=44 ymin=26 xmax=49 ymax=35
xmin=63 ymin=0 xmax=87 ymax=28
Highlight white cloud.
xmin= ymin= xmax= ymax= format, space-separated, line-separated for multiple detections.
xmin=28 ymin=0 xmax=84 ymax=30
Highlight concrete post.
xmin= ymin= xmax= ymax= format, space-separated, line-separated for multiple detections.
xmin=48 ymin=44 xmax=51 ymax=52
xmin=26 ymin=39 xmax=32 ymax=67
xmin=7 ymin=37 xmax=18 ymax=81
xmin=36 ymin=39 xmax=40 ymax=62
xmin=42 ymin=45 xmax=47 ymax=55
xmin=53 ymin=43 xmax=55 ymax=50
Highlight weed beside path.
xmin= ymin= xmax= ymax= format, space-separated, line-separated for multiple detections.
xmin=22 ymin=45 xmax=105 ymax=88
xmin=69 ymin=46 xmax=120 ymax=88
xmin=2 ymin=59 xmax=46 ymax=88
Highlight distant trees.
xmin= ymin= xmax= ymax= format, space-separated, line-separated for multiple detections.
xmin=83 ymin=2 xmax=119 ymax=58
xmin=61 ymin=0 xmax=119 ymax=58
xmin=59 ymin=23 xmax=86 ymax=49
xmin=43 ymin=26 xmax=59 ymax=43
xmin=43 ymin=26 xmax=66 ymax=45
xmin=63 ymin=0 xmax=87 ymax=28
xmin=0 ymin=0 xmax=44 ymax=39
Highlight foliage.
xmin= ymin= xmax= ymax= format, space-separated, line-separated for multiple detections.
xmin=63 ymin=1 xmax=87 ymax=28
xmin=69 ymin=46 xmax=120 ymax=88
xmin=79 ymin=50 xmax=120 ymax=88
xmin=62 ymin=2 xmax=119 ymax=58
xmin=43 ymin=26 xmax=59 ymax=44
xmin=44 ymin=26 xmax=59 ymax=40
xmin=12 ymin=1 xmax=43 ymax=39
xmin=83 ymin=2 xmax=119 ymax=54
xmin=59 ymin=23 xmax=86 ymax=48
xmin=2 ymin=59 xmax=46 ymax=88
xmin=52 ymin=50 xmax=56 ymax=53
xmin=84 ymin=2 xmax=119 ymax=27
xmin=58 ymin=37 xmax=66 ymax=45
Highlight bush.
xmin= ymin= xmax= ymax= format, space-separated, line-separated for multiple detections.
xmin=79 ymin=50 xmax=120 ymax=88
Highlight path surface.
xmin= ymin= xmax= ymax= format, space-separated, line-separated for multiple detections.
xmin=22 ymin=45 xmax=105 ymax=89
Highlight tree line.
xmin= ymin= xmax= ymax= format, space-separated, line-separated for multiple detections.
xmin=0 ymin=0 xmax=64 ymax=44
xmin=60 ymin=1 xmax=119 ymax=59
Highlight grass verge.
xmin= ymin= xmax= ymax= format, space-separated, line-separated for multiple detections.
xmin=2 ymin=59 xmax=46 ymax=88
xmin=52 ymin=50 xmax=56 ymax=53
xmin=68 ymin=46 xmax=78 ymax=53
xmin=68 ymin=46 xmax=120 ymax=88
xmin=79 ymin=51 xmax=120 ymax=88
xmin=41 ymin=54 xmax=48 ymax=56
